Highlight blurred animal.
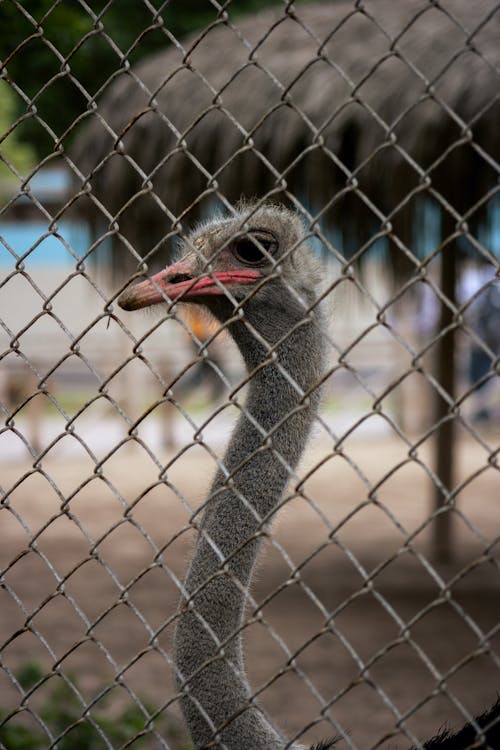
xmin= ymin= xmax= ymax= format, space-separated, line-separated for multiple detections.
xmin=119 ymin=203 xmax=500 ymax=750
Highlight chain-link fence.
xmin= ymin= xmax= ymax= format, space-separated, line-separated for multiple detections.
xmin=1 ymin=1 xmax=499 ymax=749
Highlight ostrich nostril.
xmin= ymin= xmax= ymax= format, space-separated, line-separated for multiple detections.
xmin=168 ymin=273 xmax=194 ymax=284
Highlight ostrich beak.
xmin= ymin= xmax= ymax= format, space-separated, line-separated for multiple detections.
xmin=117 ymin=260 xmax=262 ymax=311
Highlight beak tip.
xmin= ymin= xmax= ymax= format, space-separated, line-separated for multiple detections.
xmin=117 ymin=289 xmax=138 ymax=311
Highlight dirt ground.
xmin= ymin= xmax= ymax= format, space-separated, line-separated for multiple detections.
xmin=1 ymin=428 xmax=499 ymax=749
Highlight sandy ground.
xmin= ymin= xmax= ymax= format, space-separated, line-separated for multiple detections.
xmin=1 ymin=428 xmax=499 ymax=749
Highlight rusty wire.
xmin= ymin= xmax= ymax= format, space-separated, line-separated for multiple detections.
xmin=1 ymin=1 xmax=499 ymax=749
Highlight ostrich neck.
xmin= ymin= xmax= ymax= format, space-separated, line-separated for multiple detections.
xmin=174 ymin=310 xmax=323 ymax=750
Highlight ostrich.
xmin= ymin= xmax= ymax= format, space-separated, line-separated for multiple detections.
xmin=118 ymin=203 xmax=500 ymax=750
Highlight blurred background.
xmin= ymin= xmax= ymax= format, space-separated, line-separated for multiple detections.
xmin=1 ymin=2 xmax=499 ymax=749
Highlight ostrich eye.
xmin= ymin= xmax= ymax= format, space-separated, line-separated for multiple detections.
xmin=232 ymin=233 xmax=278 ymax=266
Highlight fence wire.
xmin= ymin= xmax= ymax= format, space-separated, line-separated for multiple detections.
xmin=0 ymin=1 xmax=499 ymax=749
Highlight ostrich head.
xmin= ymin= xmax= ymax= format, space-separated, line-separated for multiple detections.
xmin=118 ymin=203 xmax=327 ymax=750
xmin=117 ymin=203 xmax=322 ymax=343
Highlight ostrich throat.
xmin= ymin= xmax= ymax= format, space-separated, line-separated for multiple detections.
xmin=174 ymin=309 xmax=324 ymax=749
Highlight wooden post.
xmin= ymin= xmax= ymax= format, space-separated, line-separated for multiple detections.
xmin=432 ymin=220 xmax=458 ymax=564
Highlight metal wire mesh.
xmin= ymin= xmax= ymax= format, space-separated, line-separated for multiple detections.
xmin=1 ymin=1 xmax=499 ymax=749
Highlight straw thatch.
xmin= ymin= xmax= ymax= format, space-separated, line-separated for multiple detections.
xmin=71 ymin=0 xmax=500 ymax=272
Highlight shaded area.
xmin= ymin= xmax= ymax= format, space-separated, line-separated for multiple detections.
xmin=70 ymin=0 xmax=500 ymax=563
xmin=71 ymin=0 xmax=499 ymax=268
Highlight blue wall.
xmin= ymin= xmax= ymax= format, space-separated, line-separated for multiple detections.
xmin=0 ymin=221 xmax=91 ymax=267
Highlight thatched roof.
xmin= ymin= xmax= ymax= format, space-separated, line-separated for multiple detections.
xmin=71 ymin=0 xmax=500 ymax=273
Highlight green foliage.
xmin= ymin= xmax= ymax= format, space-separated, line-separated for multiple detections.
xmin=0 ymin=0 xmax=280 ymax=161
xmin=0 ymin=80 xmax=37 ymax=182
xmin=0 ymin=662 xmax=190 ymax=750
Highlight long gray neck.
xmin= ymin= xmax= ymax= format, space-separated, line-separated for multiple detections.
xmin=174 ymin=305 xmax=324 ymax=749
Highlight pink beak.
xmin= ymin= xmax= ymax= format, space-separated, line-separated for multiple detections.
xmin=117 ymin=261 xmax=262 ymax=311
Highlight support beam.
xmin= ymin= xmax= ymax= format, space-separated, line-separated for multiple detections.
xmin=432 ymin=222 xmax=458 ymax=564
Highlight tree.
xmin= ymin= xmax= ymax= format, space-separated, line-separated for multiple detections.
xmin=0 ymin=0 xmax=279 ymax=160
xmin=0 ymin=80 xmax=36 ymax=183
